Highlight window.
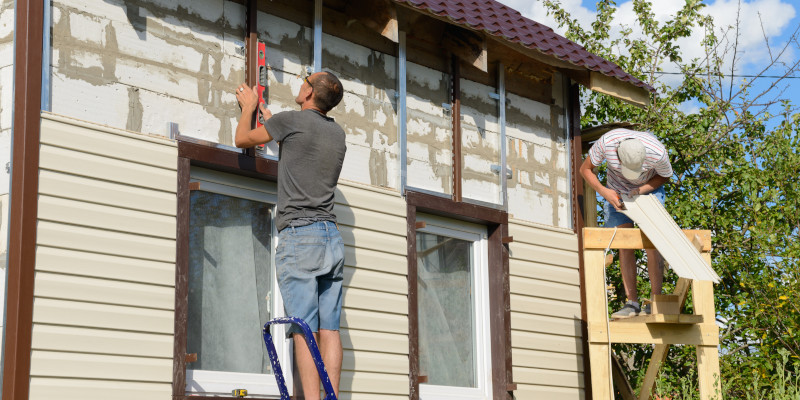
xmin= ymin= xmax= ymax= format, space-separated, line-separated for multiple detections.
xmin=184 ymin=168 xmax=291 ymax=397
xmin=416 ymin=215 xmax=492 ymax=400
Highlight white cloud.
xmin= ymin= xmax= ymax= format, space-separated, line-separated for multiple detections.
xmin=510 ymin=0 xmax=797 ymax=86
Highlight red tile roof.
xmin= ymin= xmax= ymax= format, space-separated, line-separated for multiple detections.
xmin=394 ymin=0 xmax=656 ymax=93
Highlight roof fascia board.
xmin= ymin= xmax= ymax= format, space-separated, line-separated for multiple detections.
xmin=589 ymin=71 xmax=650 ymax=108
xmin=620 ymin=194 xmax=720 ymax=282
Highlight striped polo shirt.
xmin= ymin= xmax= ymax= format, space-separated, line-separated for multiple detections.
xmin=588 ymin=128 xmax=673 ymax=193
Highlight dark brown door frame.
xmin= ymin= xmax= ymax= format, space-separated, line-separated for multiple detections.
xmin=406 ymin=190 xmax=513 ymax=400
xmin=3 ymin=0 xmax=45 ymax=399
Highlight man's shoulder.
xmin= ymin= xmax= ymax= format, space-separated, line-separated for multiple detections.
xmin=604 ymin=129 xmax=664 ymax=147
xmin=274 ymin=109 xmax=303 ymax=118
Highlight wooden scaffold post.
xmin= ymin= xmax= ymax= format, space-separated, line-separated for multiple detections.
xmin=583 ymin=227 xmax=722 ymax=400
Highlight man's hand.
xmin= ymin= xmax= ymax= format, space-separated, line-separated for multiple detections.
xmin=600 ymin=187 xmax=624 ymax=211
xmin=234 ymin=83 xmax=274 ymax=148
xmin=235 ymin=84 xmax=258 ymax=113
xmin=259 ymin=103 xmax=272 ymax=121
xmin=628 ymin=187 xmax=641 ymax=197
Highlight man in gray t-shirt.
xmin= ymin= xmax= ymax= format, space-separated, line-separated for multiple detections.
xmin=234 ymin=71 xmax=346 ymax=400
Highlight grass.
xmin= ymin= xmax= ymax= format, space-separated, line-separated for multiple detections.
xmin=647 ymin=350 xmax=800 ymax=400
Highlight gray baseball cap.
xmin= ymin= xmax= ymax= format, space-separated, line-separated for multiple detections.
xmin=617 ymin=138 xmax=646 ymax=180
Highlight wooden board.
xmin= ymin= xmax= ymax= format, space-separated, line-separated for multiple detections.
xmin=611 ymin=314 xmax=704 ymax=325
xmin=583 ymin=228 xmax=711 ymax=251
xmin=588 ymin=322 xmax=719 ymax=346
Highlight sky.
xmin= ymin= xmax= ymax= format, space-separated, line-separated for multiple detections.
xmin=500 ymin=0 xmax=800 ymax=116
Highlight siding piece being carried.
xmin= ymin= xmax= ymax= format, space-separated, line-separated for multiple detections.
xmin=620 ymin=194 xmax=720 ymax=282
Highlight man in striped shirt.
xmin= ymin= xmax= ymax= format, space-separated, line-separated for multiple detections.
xmin=579 ymin=128 xmax=673 ymax=318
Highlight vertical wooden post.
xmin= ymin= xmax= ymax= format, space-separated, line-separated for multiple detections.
xmin=695 ymin=253 xmax=721 ymax=400
xmin=584 ymin=248 xmax=612 ymax=400
xmin=451 ymin=55 xmax=462 ymax=202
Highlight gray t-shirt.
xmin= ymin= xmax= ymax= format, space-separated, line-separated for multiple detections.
xmin=264 ymin=109 xmax=346 ymax=231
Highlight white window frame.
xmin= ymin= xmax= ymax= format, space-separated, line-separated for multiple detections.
xmin=185 ymin=168 xmax=293 ymax=397
xmin=416 ymin=214 xmax=493 ymax=400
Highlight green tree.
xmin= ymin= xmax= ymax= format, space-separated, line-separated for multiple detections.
xmin=540 ymin=0 xmax=800 ymax=397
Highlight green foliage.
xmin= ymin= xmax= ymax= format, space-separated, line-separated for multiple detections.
xmin=540 ymin=0 xmax=800 ymax=396
xmin=650 ymin=349 xmax=800 ymax=399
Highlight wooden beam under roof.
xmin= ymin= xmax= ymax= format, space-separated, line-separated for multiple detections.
xmin=345 ymin=0 xmax=399 ymax=43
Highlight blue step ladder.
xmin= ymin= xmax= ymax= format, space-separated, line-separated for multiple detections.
xmin=263 ymin=317 xmax=337 ymax=400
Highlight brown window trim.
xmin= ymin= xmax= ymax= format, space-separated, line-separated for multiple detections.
xmin=406 ymin=190 xmax=514 ymax=400
xmin=172 ymin=138 xmax=279 ymax=400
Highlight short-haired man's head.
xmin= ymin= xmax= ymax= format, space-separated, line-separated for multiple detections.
xmin=309 ymin=72 xmax=344 ymax=113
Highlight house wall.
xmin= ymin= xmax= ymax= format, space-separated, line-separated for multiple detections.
xmin=0 ymin=0 xmax=13 ymax=194
xmin=460 ymin=77 xmax=502 ymax=205
xmin=44 ymin=0 xmax=572 ymax=226
xmin=405 ymin=62 xmax=453 ymax=195
xmin=508 ymin=219 xmax=583 ymax=399
xmin=30 ymin=113 xmax=177 ymax=400
xmin=49 ymin=0 xmax=247 ymax=143
xmin=35 ymin=1 xmax=585 ymax=398
xmin=507 ymin=73 xmax=571 ymax=228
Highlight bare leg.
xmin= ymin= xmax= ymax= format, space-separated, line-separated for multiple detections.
xmin=646 ymin=248 xmax=664 ymax=297
xmin=616 ymin=223 xmax=638 ymax=303
xmin=294 ymin=332 xmax=321 ymax=400
xmin=319 ymin=329 xmax=343 ymax=397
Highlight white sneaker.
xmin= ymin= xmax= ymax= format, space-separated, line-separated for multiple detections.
xmin=611 ymin=301 xmax=641 ymax=318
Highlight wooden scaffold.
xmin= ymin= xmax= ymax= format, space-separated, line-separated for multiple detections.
xmin=583 ymin=227 xmax=722 ymax=400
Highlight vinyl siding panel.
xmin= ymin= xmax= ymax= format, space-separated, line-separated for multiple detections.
xmin=29 ymin=378 xmax=172 ymax=400
xmin=35 ymin=246 xmax=175 ymax=285
xmin=514 ymin=366 xmax=585 ymax=388
xmin=30 ymin=351 xmax=172 ymax=382
xmin=32 ymin=298 xmax=175 ymax=334
xmin=336 ymin=182 xmax=410 ymax=397
xmin=30 ymin=114 xmax=177 ymax=399
xmin=38 ymin=169 xmax=176 ymax=216
xmin=509 ymin=219 xmax=584 ymax=398
xmin=31 ymin=325 xmax=173 ymax=358
xmin=514 ymin=384 xmax=586 ymax=400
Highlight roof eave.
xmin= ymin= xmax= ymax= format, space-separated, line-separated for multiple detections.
xmin=588 ymin=71 xmax=652 ymax=108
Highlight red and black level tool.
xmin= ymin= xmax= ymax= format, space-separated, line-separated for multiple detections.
xmin=256 ymin=41 xmax=267 ymax=153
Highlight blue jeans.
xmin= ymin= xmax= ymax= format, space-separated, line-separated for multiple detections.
xmin=604 ymin=186 xmax=666 ymax=228
xmin=276 ymin=221 xmax=344 ymax=336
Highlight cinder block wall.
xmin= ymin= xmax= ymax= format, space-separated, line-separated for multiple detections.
xmin=49 ymin=0 xmax=247 ymax=143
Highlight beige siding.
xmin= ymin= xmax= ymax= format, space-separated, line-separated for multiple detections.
xmin=509 ymin=219 xmax=584 ymax=399
xmin=30 ymin=114 xmax=177 ymax=399
xmin=336 ymin=181 xmax=410 ymax=398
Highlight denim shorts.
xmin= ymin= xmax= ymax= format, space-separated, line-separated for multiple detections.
xmin=604 ymin=186 xmax=666 ymax=228
xmin=276 ymin=221 xmax=345 ymax=336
